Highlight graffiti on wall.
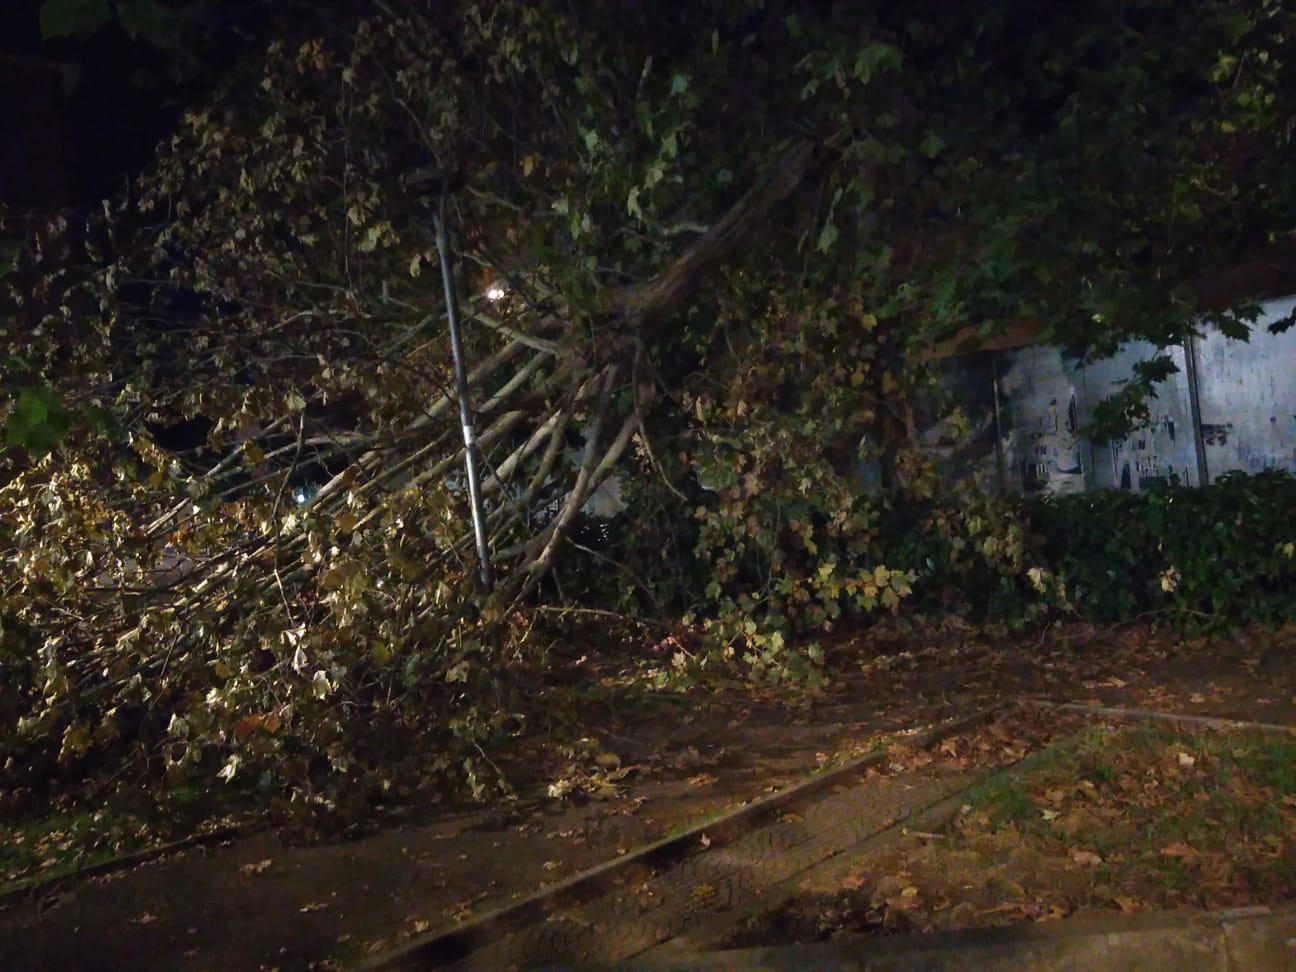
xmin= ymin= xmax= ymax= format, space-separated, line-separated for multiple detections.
xmin=1076 ymin=343 xmax=1198 ymax=492
xmin=932 ymin=296 xmax=1295 ymax=498
xmin=996 ymin=347 xmax=1087 ymax=494
xmin=994 ymin=340 xmax=1203 ymax=495
xmin=1193 ymin=297 xmax=1296 ymax=481
xmin=1108 ymin=413 xmax=1191 ymax=491
xmin=1019 ymin=392 xmax=1085 ymax=493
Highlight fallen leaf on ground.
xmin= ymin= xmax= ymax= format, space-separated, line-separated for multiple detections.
xmin=1072 ymin=849 xmax=1103 ymax=867
xmin=239 ymin=858 xmax=273 ymax=876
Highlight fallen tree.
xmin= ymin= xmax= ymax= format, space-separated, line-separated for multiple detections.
xmin=1 ymin=0 xmax=1293 ymax=820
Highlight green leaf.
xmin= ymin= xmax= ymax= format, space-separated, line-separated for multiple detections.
xmin=920 ymin=132 xmax=946 ymax=159
xmin=38 ymin=0 xmax=112 ymax=40
xmin=4 ymin=384 xmax=70 ymax=458
xmin=116 ymin=0 xmax=188 ymax=44
xmin=670 ymin=73 xmax=690 ymax=95
xmin=0 ymin=241 xmax=19 ymax=278
xmin=817 ymin=223 xmax=839 ymax=253
xmin=854 ymin=42 xmax=902 ymax=83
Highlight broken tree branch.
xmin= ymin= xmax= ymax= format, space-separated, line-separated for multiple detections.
xmin=603 ymin=138 xmax=820 ymax=329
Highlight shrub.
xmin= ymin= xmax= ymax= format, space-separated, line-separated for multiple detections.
xmin=1026 ymin=471 xmax=1296 ymax=625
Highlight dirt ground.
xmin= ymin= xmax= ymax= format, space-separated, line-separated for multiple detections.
xmin=0 ymin=619 xmax=1292 ymax=971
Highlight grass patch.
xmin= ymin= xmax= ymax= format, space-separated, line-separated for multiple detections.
xmin=728 ymin=721 xmax=1296 ymax=946
xmin=0 ymin=807 xmax=155 ymax=891
xmin=957 ymin=723 xmax=1296 ymax=905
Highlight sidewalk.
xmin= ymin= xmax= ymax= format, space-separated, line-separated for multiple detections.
xmin=362 ymin=702 xmax=1295 ymax=971
xmin=593 ymin=905 xmax=1296 ymax=972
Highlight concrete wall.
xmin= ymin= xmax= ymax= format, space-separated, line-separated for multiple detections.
xmin=1193 ymin=296 xmax=1296 ymax=482
xmin=983 ymin=295 xmax=1295 ymax=495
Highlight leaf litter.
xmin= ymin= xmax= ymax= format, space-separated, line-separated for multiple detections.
xmin=728 ymin=720 xmax=1296 ymax=946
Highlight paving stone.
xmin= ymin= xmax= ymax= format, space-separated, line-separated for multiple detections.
xmin=447 ymin=767 xmax=979 ymax=969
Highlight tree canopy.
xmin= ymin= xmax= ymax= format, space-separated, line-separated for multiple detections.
xmin=1 ymin=0 xmax=1293 ymax=821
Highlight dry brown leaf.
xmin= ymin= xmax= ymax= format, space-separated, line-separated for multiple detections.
xmin=239 ymin=858 xmax=274 ymax=877
xmin=1160 ymin=841 xmax=1197 ymax=858
xmin=692 ymin=883 xmax=717 ymax=902
xmin=231 ymin=714 xmax=263 ymax=741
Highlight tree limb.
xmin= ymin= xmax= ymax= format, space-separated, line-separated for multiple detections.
xmin=604 ymin=138 xmax=820 ymax=330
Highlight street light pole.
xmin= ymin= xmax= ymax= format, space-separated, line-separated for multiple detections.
xmin=429 ymin=182 xmax=493 ymax=593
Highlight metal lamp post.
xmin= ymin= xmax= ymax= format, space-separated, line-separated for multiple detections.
xmin=406 ymin=167 xmax=493 ymax=592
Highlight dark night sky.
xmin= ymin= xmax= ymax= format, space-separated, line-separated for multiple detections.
xmin=0 ymin=1 xmax=177 ymax=212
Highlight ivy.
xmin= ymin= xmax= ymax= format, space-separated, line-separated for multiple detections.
xmin=1034 ymin=473 xmax=1296 ymax=627
xmin=895 ymin=473 xmax=1296 ymax=628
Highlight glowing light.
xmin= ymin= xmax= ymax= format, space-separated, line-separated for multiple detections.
xmin=486 ymin=284 xmax=506 ymax=302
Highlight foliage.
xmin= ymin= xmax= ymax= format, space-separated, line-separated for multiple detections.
xmin=891 ymin=474 xmax=1296 ymax=632
xmin=0 ymin=0 xmax=1294 ymax=823
xmin=880 ymin=489 xmax=1057 ymax=626
xmin=1034 ymin=471 xmax=1296 ymax=625
xmin=37 ymin=0 xmax=233 ymax=75
xmin=884 ymin=471 xmax=1296 ymax=628
xmin=683 ymin=285 xmax=916 ymax=681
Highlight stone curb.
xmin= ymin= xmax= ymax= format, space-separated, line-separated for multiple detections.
xmin=0 ymin=823 xmax=246 ymax=906
xmin=1024 ymin=699 xmax=1296 ymax=735
xmin=352 ymin=709 xmax=998 ymax=971
xmin=587 ymin=905 xmax=1296 ymax=972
